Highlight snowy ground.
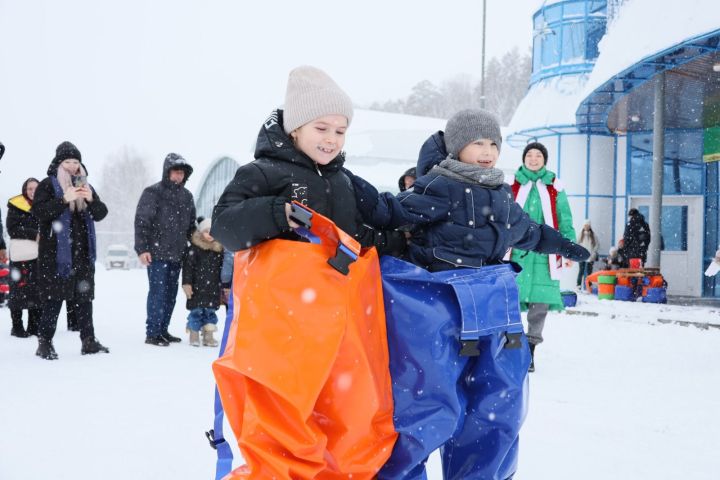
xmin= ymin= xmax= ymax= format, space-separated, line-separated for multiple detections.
xmin=2 ymin=268 xmax=719 ymax=479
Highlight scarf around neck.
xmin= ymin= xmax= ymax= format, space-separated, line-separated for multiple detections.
xmin=434 ymin=158 xmax=505 ymax=188
xmin=50 ymin=177 xmax=97 ymax=278
xmin=516 ymin=165 xmax=554 ymax=185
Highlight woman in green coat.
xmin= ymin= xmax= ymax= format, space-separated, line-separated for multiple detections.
xmin=509 ymin=142 xmax=576 ymax=372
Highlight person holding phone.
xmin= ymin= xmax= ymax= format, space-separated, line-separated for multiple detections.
xmin=31 ymin=141 xmax=109 ymax=360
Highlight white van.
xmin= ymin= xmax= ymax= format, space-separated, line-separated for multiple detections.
xmin=105 ymin=244 xmax=132 ymax=270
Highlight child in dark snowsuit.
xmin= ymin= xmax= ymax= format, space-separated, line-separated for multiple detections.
xmin=182 ymin=218 xmax=223 ymax=347
xmin=210 ymin=66 xmax=403 ymax=480
xmin=354 ymin=109 xmax=589 ymax=480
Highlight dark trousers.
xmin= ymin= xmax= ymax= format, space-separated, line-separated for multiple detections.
xmin=66 ymin=302 xmax=78 ymax=330
xmin=576 ymin=261 xmax=594 ymax=287
xmin=145 ymin=261 xmax=181 ymax=337
xmin=38 ymin=300 xmax=94 ymax=341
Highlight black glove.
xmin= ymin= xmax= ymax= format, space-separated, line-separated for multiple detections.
xmin=536 ymin=224 xmax=590 ymax=261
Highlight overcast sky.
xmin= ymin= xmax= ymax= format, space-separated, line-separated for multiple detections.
xmin=0 ymin=0 xmax=539 ymax=195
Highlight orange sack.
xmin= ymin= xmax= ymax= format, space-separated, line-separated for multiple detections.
xmin=213 ymin=205 xmax=397 ymax=480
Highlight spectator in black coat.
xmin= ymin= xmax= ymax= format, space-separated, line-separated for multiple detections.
xmin=621 ymin=208 xmax=651 ymax=267
xmin=31 ymin=142 xmax=109 ymax=360
xmin=6 ymin=178 xmax=41 ymax=337
xmin=182 ymin=219 xmax=223 ymax=347
xmin=134 ymin=153 xmax=196 ymax=346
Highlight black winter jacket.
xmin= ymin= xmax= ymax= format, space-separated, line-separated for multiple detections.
xmin=5 ymin=195 xmax=40 ymax=309
xmin=211 ymin=110 xmax=405 ymax=255
xmin=621 ymin=210 xmax=651 ymax=263
xmin=134 ymin=155 xmax=196 ymax=263
xmin=6 ymin=195 xmax=39 ymax=241
xmin=182 ymin=231 xmax=224 ymax=310
xmin=32 ymin=172 xmax=108 ymax=302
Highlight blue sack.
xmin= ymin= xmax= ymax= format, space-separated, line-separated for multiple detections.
xmin=378 ymin=256 xmax=530 ymax=480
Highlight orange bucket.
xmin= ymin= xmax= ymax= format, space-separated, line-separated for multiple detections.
xmin=597 ymin=282 xmax=615 ymax=299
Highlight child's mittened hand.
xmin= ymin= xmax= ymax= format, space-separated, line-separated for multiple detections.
xmin=182 ymin=284 xmax=193 ymax=299
xmin=561 ymin=240 xmax=590 ymax=262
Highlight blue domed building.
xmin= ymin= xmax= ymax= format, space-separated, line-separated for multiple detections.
xmin=507 ymin=0 xmax=720 ymax=297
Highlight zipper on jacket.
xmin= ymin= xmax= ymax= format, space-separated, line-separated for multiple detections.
xmin=313 ymin=161 xmax=334 ymax=219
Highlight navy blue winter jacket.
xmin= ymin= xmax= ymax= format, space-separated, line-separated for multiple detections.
xmin=348 ymin=133 xmax=581 ymax=271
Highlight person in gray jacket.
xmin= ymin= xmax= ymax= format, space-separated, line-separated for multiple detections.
xmin=134 ymin=153 xmax=195 ymax=346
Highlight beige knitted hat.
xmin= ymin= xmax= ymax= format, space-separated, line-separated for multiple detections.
xmin=282 ymin=66 xmax=354 ymax=134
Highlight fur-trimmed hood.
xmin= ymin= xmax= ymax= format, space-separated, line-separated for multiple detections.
xmin=191 ymin=230 xmax=223 ymax=252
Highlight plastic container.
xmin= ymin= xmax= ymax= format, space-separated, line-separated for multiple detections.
xmin=629 ymin=258 xmax=643 ymax=269
xmin=642 ymin=287 xmax=667 ymax=304
xmin=613 ymin=285 xmax=636 ymax=301
xmin=561 ymin=291 xmax=577 ymax=307
xmin=597 ymin=282 xmax=615 ymax=300
xmin=598 ymin=275 xmax=617 ymax=285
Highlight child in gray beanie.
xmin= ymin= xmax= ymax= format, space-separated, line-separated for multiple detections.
xmin=444 ymin=108 xmax=503 ymax=159
xmin=210 ymin=65 xmax=404 ymax=478
xmin=347 ymin=107 xmax=589 ymax=480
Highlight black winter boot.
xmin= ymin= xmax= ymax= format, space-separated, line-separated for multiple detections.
xmin=528 ymin=343 xmax=536 ymax=373
xmin=145 ymin=335 xmax=170 ymax=347
xmin=11 ymin=325 xmax=29 ymax=338
xmin=161 ymin=331 xmax=182 ymax=343
xmin=81 ymin=337 xmax=110 ymax=355
xmin=36 ymin=339 xmax=59 ymax=360
xmin=10 ymin=311 xmax=29 ymax=337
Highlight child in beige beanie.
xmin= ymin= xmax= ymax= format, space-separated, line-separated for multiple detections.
xmin=210 ymin=66 xmax=405 ymax=479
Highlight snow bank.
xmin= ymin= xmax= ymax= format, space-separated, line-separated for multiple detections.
xmin=2 ymin=268 xmax=719 ymax=479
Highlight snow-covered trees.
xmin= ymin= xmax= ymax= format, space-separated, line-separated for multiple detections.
xmin=98 ymin=147 xmax=151 ymax=260
xmin=370 ymin=48 xmax=531 ymax=125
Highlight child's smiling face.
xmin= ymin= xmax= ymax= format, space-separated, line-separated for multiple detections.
xmin=291 ymin=115 xmax=348 ymax=166
xmin=457 ymin=139 xmax=499 ymax=168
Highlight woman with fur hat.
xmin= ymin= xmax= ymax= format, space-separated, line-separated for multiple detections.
xmin=211 ymin=66 xmax=403 ymax=479
xmin=31 ymin=141 xmax=109 ymax=360
xmin=181 ymin=218 xmax=223 ymax=347
xmin=5 ymin=178 xmax=41 ymax=337
xmin=509 ymin=141 xmax=577 ymax=373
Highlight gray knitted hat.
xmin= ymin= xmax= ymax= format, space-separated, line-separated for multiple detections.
xmin=444 ymin=109 xmax=502 ymax=158
xmin=282 ymin=66 xmax=354 ymax=134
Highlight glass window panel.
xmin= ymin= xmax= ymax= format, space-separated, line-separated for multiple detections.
xmin=586 ymin=20 xmax=605 ymax=60
xmin=541 ymin=32 xmax=560 ymax=67
xmin=629 ymin=132 xmax=704 ymax=195
xmin=588 ymin=0 xmax=607 ymax=15
xmin=562 ymin=23 xmax=585 ymax=64
xmin=563 ymin=1 xmax=586 ymax=17
xmin=533 ymin=38 xmax=542 ymax=73
xmin=638 ymin=206 xmax=688 ymax=251
xmin=534 ymin=13 xmax=544 ymax=30
xmin=543 ymin=5 xmax=562 ymax=23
